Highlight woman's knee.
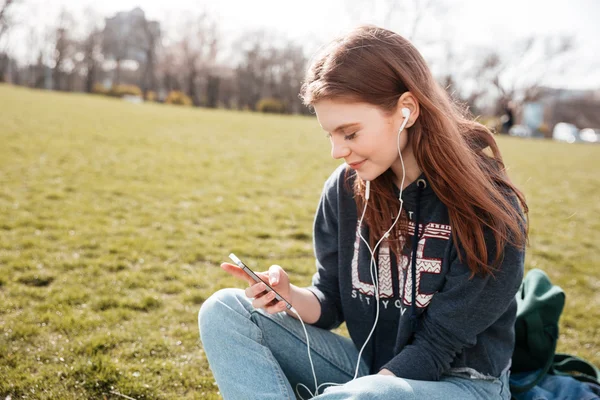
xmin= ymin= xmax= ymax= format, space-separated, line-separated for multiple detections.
xmin=198 ymin=288 xmax=251 ymax=339
xmin=199 ymin=288 xmax=245 ymax=323
xmin=323 ymin=375 xmax=414 ymax=399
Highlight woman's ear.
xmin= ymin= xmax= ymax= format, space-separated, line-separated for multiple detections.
xmin=397 ymin=92 xmax=420 ymax=128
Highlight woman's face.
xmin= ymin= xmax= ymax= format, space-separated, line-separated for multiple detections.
xmin=313 ymin=99 xmax=409 ymax=182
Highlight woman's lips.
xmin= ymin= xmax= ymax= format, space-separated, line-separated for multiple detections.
xmin=348 ymin=160 xmax=366 ymax=169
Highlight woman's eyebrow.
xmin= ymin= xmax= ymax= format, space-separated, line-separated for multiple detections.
xmin=330 ymin=122 xmax=360 ymax=133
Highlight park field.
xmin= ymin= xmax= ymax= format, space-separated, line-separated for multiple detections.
xmin=0 ymin=84 xmax=598 ymax=399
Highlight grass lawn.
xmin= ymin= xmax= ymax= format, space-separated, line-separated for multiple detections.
xmin=0 ymin=84 xmax=598 ymax=399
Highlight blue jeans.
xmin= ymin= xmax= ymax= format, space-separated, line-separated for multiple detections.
xmin=510 ymin=370 xmax=600 ymax=400
xmin=198 ymin=288 xmax=511 ymax=399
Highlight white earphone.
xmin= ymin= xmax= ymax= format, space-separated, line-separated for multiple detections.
xmin=353 ymin=106 xmax=410 ymax=376
xmin=294 ymin=107 xmax=413 ymax=399
xmin=364 ymin=107 xmax=410 ymax=201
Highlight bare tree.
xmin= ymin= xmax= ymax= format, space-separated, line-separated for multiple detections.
xmin=381 ymin=0 xmax=440 ymax=42
xmin=277 ymin=42 xmax=307 ymax=113
xmin=51 ymin=10 xmax=76 ymax=91
xmin=476 ymin=35 xmax=575 ymax=108
xmin=0 ymin=0 xmax=20 ymax=81
xmin=434 ymin=39 xmax=498 ymax=116
xmin=70 ymin=7 xmax=104 ymax=93
xmin=156 ymin=43 xmax=181 ymax=94
xmin=32 ymin=50 xmax=47 ymax=88
xmin=234 ymin=31 xmax=269 ymax=110
xmin=24 ymin=26 xmax=44 ymax=88
xmin=344 ymin=0 xmax=446 ymax=44
xmin=214 ymin=69 xmax=236 ymax=109
xmin=136 ymin=16 xmax=161 ymax=99
xmin=0 ymin=51 xmax=8 ymax=82
xmin=79 ymin=27 xmax=103 ymax=93
xmin=233 ymin=30 xmax=307 ymax=113
xmin=178 ymin=12 xmax=218 ymax=106
xmin=0 ymin=0 xmax=19 ymax=42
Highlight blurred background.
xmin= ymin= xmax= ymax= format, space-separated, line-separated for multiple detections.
xmin=1 ymin=1 xmax=599 ymax=399
xmin=0 ymin=0 xmax=599 ymax=140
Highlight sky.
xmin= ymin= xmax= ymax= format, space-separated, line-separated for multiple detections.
xmin=3 ymin=0 xmax=600 ymax=90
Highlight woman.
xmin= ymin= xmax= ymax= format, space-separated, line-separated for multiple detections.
xmin=199 ymin=25 xmax=528 ymax=400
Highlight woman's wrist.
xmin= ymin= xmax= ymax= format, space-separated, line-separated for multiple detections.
xmin=285 ymin=284 xmax=321 ymax=324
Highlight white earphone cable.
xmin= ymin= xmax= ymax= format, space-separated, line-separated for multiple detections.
xmin=294 ymin=109 xmax=411 ymax=399
xmin=353 ymin=109 xmax=409 ymax=379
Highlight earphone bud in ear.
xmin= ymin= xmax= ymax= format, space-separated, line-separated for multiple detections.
xmin=398 ymin=108 xmax=411 ymax=136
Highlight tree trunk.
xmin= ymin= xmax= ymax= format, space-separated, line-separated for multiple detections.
xmin=52 ymin=66 xmax=61 ymax=91
xmin=206 ymin=75 xmax=219 ymax=108
xmin=142 ymin=50 xmax=155 ymax=100
xmin=85 ymin=61 xmax=95 ymax=93
xmin=188 ymin=69 xmax=198 ymax=106
xmin=114 ymin=59 xmax=121 ymax=87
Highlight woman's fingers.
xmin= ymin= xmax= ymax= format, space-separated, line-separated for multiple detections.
xmin=244 ymin=282 xmax=267 ymax=298
xmin=221 ymin=263 xmax=269 ymax=286
xmin=220 ymin=262 xmax=255 ymax=285
xmin=251 ymin=290 xmax=278 ymax=309
xmin=220 ymin=262 xmax=285 ymax=313
xmin=264 ymin=301 xmax=288 ymax=314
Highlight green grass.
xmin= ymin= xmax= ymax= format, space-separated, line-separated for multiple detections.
xmin=0 ymin=84 xmax=598 ymax=399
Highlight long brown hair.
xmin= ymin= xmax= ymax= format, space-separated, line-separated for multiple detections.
xmin=300 ymin=25 xmax=528 ymax=276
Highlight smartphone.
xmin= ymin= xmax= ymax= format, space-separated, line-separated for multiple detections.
xmin=228 ymin=253 xmax=293 ymax=310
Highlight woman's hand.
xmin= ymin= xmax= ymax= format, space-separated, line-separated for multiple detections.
xmin=220 ymin=262 xmax=292 ymax=314
xmin=378 ymin=369 xmax=396 ymax=376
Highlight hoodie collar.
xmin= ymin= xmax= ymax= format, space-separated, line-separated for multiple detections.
xmin=393 ymin=172 xmax=436 ymax=204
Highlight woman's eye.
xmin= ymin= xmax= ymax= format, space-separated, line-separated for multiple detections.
xmin=344 ymin=132 xmax=357 ymax=140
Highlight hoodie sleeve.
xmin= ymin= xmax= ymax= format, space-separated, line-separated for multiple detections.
xmin=305 ymin=167 xmax=345 ymax=330
xmin=381 ymin=225 xmax=525 ymax=380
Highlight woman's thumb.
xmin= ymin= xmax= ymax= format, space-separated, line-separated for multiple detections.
xmin=269 ymin=265 xmax=282 ymax=285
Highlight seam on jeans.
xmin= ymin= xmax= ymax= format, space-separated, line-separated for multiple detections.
xmin=439 ymin=373 xmax=505 ymax=400
xmin=449 ymin=376 xmax=500 ymax=400
xmin=446 ymin=367 xmax=498 ymax=381
xmin=255 ymin=320 xmax=295 ymax=400
xmin=502 ymin=359 xmax=512 ymax=375
xmin=498 ymin=375 xmax=506 ymax=400
xmin=251 ymin=309 xmax=358 ymax=379
xmin=499 ymin=370 xmax=510 ymax=400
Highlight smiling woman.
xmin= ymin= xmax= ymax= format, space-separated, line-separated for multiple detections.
xmin=314 ymin=99 xmax=420 ymax=187
xmin=199 ymin=25 xmax=528 ymax=400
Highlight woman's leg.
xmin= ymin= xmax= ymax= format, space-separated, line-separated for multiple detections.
xmin=198 ymin=288 xmax=370 ymax=400
xmin=314 ymin=370 xmax=511 ymax=400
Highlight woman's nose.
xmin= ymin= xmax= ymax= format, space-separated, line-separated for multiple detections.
xmin=331 ymin=138 xmax=351 ymax=159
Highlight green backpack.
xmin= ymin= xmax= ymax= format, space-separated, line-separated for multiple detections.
xmin=510 ymin=269 xmax=600 ymax=393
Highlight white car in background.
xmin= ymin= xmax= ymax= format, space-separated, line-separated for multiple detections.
xmin=552 ymin=122 xmax=580 ymax=143
xmin=579 ymin=128 xmax=599 ymax=144
xmin=508 ymin=125 xmax=533 ymax=137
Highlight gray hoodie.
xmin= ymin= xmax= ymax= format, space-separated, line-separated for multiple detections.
xmin=307 ymin=164 xmax=524 ymax=381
